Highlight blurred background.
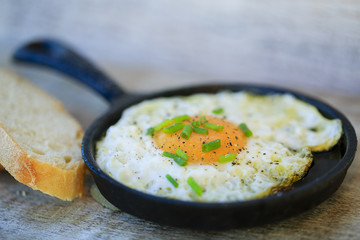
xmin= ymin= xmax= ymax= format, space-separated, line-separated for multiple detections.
xmin=0 ymin=0 xmax=359 ymax=127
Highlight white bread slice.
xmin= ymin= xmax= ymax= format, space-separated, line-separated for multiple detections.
xmin=0 ymin=69 xmax=84 ymax=201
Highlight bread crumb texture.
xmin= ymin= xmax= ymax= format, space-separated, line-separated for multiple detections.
xmin=0 ymin=69 xmax=84 ymax=200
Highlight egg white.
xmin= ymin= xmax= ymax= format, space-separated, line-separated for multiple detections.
xmin=96 ymin=91 xmax=342 ymax=202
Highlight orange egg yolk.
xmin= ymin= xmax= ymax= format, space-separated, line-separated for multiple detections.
xmin=153 ymin=116 xmax=247 ymax=165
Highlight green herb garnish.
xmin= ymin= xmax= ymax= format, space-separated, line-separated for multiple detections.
xmin=176 ymin=148 xmax=189 ymax=160
xmin=200 ymin=116 xmax=207 ymax=125
xmin=180 ymin=124 xmax=192 ymax=139
xmin=172 ymin=114 xmax=190 ymax=122
xmin=162 ymin=122 xmax=185 ymax=134
xmin=187 ymin=177 xmax=203 ymax=196
xmin=192 ymin=121 xmax=200 ymax=127
xmin=239 ymin=123 xmax=253 ymax=137
xmin=162 ymin=151 xmax=177 ymax=159
xmin=166 ymin=174 xmax=179 ymax=188
xmin=173 ymin=156 xmax=188 ymax=166
xmin=212 ymin=108 xmax=224 ymax=114
xmin=146 ymin=127 xmax=155 ymax=136
xmin=202 ymin=139 xmax=221 ymax=152
xmin=192 ymin=126 xmax=208 ymax=135
xmin=162 ymin=151 xmax=188 ymax=166
xmin=218 ymin=153 xmax=237 ymax=163
xmin=202 ymin=122 xmax=224 ymax=131
xmin=154 ymin=119 xmax=173 ymax=131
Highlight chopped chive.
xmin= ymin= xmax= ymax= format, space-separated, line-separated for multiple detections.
xmin=212 ymin=107 xmax=224 ymax=114
xmin=162 ymin=122 xmax=185 ymax=134
xmin=192 ymin=126 xmax=208 ymax=135
xmin=146 ymin=127 xmax=154 ymax=136
xmin=202 ymin=122 xmax=224 ymax=131
xmin=218 ymin=153 xmax=237 ymax=163
xmin=192 ymin=121 xmax=200 ymax=127
xmin=202 ymin=139 xmax=221 ymax=152
xmin=173 ymin=156 xmax=188 ymax=166
xmin=239 ymin=123 xmax=253 ymax=137
xmin=172 ymin=114 xmax=190 ymax=122
xmin=162 ymin=151 xmax=188 ymax=166
xmin=154 ymin=119 xmax=173 ymax=131
xmin=176 ymin=148 xmax=189 ymax=160
xmin=162 ymin=151 xmax=177 ymax=159
xmin=166 ymin=174 xmax=179 ymax=188
xmin=187 ymin=177 xmax=203 ymax=196
xmin=180 ymin=124 xmax=192 ymax=139
xmin=200 ymin=116 xmax=207 ymax=125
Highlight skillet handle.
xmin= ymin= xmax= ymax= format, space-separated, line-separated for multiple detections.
xmin=12 ymin=39 xmax=124 ymax=103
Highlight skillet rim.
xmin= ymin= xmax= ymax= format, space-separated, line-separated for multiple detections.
xmin=82 ymin=83 xmax=357 ymax=224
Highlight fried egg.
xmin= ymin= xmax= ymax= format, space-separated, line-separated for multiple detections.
xmin=96 ymin=91 xmax=342 ymax=202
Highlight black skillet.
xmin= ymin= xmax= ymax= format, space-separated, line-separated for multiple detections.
xmin=13 ymin=39 xmax=357 ymax=230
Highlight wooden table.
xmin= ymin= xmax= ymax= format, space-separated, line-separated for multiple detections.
xmin=1 ymin=1 xmax=359 ymax=239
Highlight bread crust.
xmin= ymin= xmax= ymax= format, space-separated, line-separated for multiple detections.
xmin=0 ymin=125 xmax=84 ymax=200
xmin=0 ymin=69 xmax=84 ymax=201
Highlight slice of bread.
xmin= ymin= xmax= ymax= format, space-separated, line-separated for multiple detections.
xmin=0 ymin=69 xmax=84 ymax=201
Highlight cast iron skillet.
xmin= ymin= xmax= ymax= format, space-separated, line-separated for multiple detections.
xmin=13 ymin=39 xmax=357 ymax=230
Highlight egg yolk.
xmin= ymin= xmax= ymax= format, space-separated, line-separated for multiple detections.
xmin=153 ymin=116 xmax=247 ymax=165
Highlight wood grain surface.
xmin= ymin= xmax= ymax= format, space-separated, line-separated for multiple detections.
xmin=0 ymin=1 xmax=359 ymax=239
